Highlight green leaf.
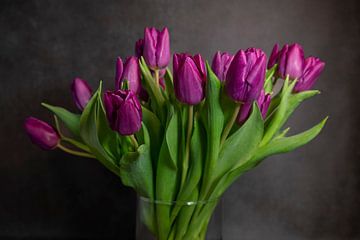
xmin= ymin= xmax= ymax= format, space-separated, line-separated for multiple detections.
xmin=209 ymin=116 xmax=328 ymax=200
xmin=164 ymin=68 xmax=176 ymax=103
xmin=119 ymin=129 xmax=155 ymax=234
xmin=262 ymin=78 xmax=294 ymax=145
xmin=253 ymin=117 xmax=328 ymax=162
xmin=155 ymin=107 xmax=180 ymax=240
xmin=139 ymin=57 xmax=166 ymax=121
xmin=201 ymin=62 xmax=224 ymax=197
xmin=217 ymin=103 xmax=264 ymax=176
xmin=41 ymin=103 xmax=81 ymax=137
xmin=79 ymin=81 xmax=120 ymax=177
xmin=204 ymin=103 xmax=264 ymax=199
xmin=156 ymin=107 xmax=179 ymax=201
xmin=142 ymin=107 xmax=162 ymax=149
xmin=264 ymin=64 xmax=277 ymax=93
xmin=263 ymin=79 xmax=320 ymax=146
xmin=170 ymin=119 xmax=205 ymax=222
xmin=119 ymin=144 xmax=154 ymax=198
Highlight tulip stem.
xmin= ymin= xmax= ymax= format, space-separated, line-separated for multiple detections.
xmin=130 ymin=135 xmax=139 ymax=149
xmin=180 ymin=105 xmax=194 ymax=189
xmin=57 ymin=144 xmax=96 ymax=159
xmin=220 ymin=103 xmax=242 ymax=147
xmin=154 ymin=69 xmax=160 ymax=88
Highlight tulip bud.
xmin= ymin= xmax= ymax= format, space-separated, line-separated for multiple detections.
xmin=143 ymin=27 xmax=170 ymax=69
xmin=104 ymin=90 xmax=142 ymax=136
xmin=173 ymin=53 xmax=206 ymax=105
xmin=115 ymin=56 xmax=141 ymax=94
xmin=211 ymin=51 xmax=234 ymax=81
xmin=267 ymin=43 xmax=279 ymax=69
xmin=24 ymin=117 xmax=60 ymax=150
xmin=237 ymin=90 xmax=271 ymax=123
xmin=71 ymin=77 xmax=92 ymax=111
xmin=293 ymin=56 xmax=325 ymax=93
xmin=278 ymin=43 xmax=304 ymax=80
xmin=135 ymin=38 xmax=144 ymax=58
xmin=225 ymin=48 xmax=267 ymax=103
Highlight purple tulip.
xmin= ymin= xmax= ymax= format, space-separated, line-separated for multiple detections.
xmin=173 ymin=53 xmax=206 ymax=105
xmin=293 ymin=56 xmax=325 ymax=92
xmin=115 ymin=56 xmax=141 ymax=94
xmin=278 ymin=43 xmax=304 ymax=80
xmin=225 ymin=48 xmax=267 ymax=103
xmin=135 ymin=38 xmax=144 ymax=58
xmin=267 ymin=43 xmax=280 ymax=69
xmin=211 ymin=51 xmax=234 ymax=81
xmin=103 ymin=90 xmax=142 ymax=136
xmin=143 ymin=27 xmax=170 ymax=69
xmin=71 ymin=78 xmax=92 ymax=111
xmin=24 ymin=117 xmax=60 ymax=150
xmin=237 ymin=90 xmax=271 ymax=123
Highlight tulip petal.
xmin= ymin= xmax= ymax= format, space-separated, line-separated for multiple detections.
xmin=71 ymin=77 xmax=92 ymax=111
xmin=143 ymin=27 xmax=157 ymax=68
xmin=175 ymin=57 xmax=204 ymax=105
xmin=122 ymin=56 xmax=141 ymax=94
xmin=156 ymin=27 xmax=170 ymax=69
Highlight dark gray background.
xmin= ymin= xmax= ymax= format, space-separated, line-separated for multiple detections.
xmin=1 ymin=0 xmax=359 ymax=239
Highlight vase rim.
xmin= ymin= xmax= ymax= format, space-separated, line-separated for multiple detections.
xmin=138 ymin=196 xmax=220 ymax=206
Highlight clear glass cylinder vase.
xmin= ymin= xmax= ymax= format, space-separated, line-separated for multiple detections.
xmin=136 ymin=196 xmax=223 ymax=240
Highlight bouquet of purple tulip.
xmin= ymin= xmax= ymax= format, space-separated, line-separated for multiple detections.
xmin=24 ymin=27 xmax=327 ymax=240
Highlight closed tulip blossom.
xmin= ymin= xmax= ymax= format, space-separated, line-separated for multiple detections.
xmin=115 ymin=56 xmax=141 ymax=94
xmin=267 ymin=43 xmax=280 ymax=69
xmin=225 ymin=48 xmax=267 ymax=103
xmin=24 ymin=117 xmax=60 ymax=150
xmin=294 ymin=56 xmax=325 ymax=93
xmin=278 ymin=43 xmax=304 ymax=80
xmin=104 ymin=90 xmax=142 ymax=136
xmin=211 ymin=51 xmax=234 ymax=81
xmin=135 ymin=38 xmax=144 ymax=58
xmin=237 ymin=90 xmax=271 ymax=123
xmin=71 ymin=77 xmax=92 ymax=111
xmin=143 ymin=27 xmax=170 ymax=69
xmin=173 ymin=53 xmax=206 ymax=105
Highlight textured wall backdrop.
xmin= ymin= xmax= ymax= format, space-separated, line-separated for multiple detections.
xmin=1 ymin=0 xmax=359 ymax=239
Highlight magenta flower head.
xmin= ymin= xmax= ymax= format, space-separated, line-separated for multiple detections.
xmin=173 ymin=53 xmax=206 ymax=105
xmin=143 ymin=27 xmax=170 ymax=69
xmin=24 ymin=117 xmax=60 ymax=150
xmin=237 ymin=90 xmax=271 ymax=123
xmin=71 ymin=77 xmax=92 ymax=111
xmin=267 ymin=43 xmax=280 ymax=69
xmin=294 ymin=56 xmax=325 ymax=92
xmin=211 ymin=51 xmax=234 ymax=81
xmin=135 ymin=38 xmax=144 ymax=58
xmin=278 ymin=43 xmax=304 ymax=80
xmin=103 ymin=90 xmax=142 ymax=136
xmin=225 ymin=48 xmax=267 ymax=103
xmin=115 ymin=56 xmax=141 ymax=94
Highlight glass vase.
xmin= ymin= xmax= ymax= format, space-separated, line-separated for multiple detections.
xmin=136 ymin=196 xmax=223 ymax=240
